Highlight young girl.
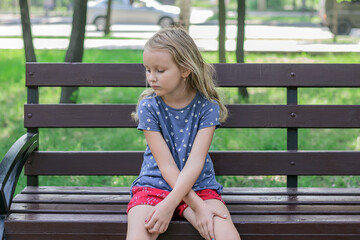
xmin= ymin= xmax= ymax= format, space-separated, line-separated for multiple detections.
xmin=127 ymin=27 xmax=241 ymax=240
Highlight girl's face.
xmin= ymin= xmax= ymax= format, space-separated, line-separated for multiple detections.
xmin=143 ymin=47 xmax=190 ymax=99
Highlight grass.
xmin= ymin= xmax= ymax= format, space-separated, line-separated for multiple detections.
xmin=1 ymin=49 xmax=360 ymax=195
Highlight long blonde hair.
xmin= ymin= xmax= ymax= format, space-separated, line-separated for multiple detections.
xmin=132 ymin=27 xmax=228 ymax=122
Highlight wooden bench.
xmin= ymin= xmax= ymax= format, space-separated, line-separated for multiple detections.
xmin=1 ymin=62 xmax=360 ymax=239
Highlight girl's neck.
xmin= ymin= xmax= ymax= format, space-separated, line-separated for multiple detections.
xmin=160 ymin=87 xmax=197 ymax=110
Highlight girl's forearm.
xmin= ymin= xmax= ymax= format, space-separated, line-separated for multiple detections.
xmin=162 ymin=164 xmax=205 ymax=211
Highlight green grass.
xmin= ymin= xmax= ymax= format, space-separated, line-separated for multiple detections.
xmin=1 ymin=49 xmax=360 ymax=195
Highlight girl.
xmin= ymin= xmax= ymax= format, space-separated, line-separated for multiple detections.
xmin=127 ymin=27 xmax=241 ymax=240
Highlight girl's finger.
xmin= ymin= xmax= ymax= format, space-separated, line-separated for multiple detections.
xmin=198 ymin=225 xmax=206 ymax=240
xmin=208 ymin=221 xmax=215 ymax=240
xmin=145 ymin=211 xmax=156 ymax=230
xmin=213 ymin=209 xmax=228 ymax=219
xmin=148 ymin=221 xmax=160 ymax=234
xmin=159 ymin=223 xmax=168 ymax=234
xmin=203 ymin=225 xmax=211 ymax=240
xmin=145 ymin=208 xmax=155 ymax=225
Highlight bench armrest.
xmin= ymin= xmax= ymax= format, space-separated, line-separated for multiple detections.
xmin=0 ymin=133 xmax=38 ymax=215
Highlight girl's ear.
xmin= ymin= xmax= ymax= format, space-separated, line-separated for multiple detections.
xmin=181 ymin=68 xmax=192 ymax=78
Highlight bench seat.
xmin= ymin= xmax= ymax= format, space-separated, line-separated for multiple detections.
xmin=5 ymin=186 xmax=360 ymax=240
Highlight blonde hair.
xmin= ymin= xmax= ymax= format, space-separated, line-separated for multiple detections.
xmin=132 ymin=26 xmax=228 ymax=122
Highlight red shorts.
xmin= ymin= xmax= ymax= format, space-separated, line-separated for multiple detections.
xmin=127 ymin=186 xmax=225 ymax=217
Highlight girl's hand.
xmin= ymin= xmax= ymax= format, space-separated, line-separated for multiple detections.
xmin=194 ymin=202 xmax=228 ymax=240
xmin=144 ymin=200 xmax=176 ymax=234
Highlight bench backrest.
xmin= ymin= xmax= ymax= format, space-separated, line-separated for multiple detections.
xmin=24 ymin=63 xmax=360 ymax=187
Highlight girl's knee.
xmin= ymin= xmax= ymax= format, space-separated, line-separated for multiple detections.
xmin=126 ymin=228 xmax=159 ymax=240
xmin=217 ymin=230 xmax=241 ymax=240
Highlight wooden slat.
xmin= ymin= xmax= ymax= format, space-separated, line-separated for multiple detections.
xmin=20 ymin=186 xmax=360 ymax=196
xmin=11 ymin=203 xmax=360 ymax=215
xmin=25 ymin=151 xmax=360 ymax=176
xmin=6 ymin=235 xmax=360 ymax=240
xmin=26 ymin=63 xmax=146 ymax=87
xmin=24 ymin=104 xmax=360 ymax=128
xmin=6 ymin=234 xmax=360 ymax=240
xmin=26 ymin=63 xmax=360 ymax=87
xmin=6 ymin=213 xmax=360 ymax=234
xmin=12 ymin=193 xmax=360 ymax=205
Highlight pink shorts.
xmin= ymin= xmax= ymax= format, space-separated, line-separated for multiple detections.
xmin=127 ymin=186 xmax=225 ymax=217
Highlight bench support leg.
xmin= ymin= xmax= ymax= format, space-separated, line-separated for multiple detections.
xmin=27 ymin=176 xmax=39 ymax=187
xmin=0 ymin=215 xmax=5 ymax=240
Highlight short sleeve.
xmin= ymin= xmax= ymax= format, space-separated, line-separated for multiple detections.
xmin=199 ymin=101 xmax=221 ymax=130
xmin=137 ymin=99 xmax=161 ymax=132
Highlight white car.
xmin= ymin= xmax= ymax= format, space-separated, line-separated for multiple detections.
xmin=87 ymin=0 xmax=180 ymax=30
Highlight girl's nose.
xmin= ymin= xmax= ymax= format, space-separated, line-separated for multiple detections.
xmin=148 ymin=73 xmax=156 ymax=83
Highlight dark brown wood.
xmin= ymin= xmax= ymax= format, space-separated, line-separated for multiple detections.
xmin=25 ymin=151 xmax=360 ymax=176
xmin=26 ymin=63 xmax=360 ymax=87
xmin=6 ymin=234 xmax=360 ymax=240
xmin=12 ymin=193 xmax=360 ymax=205
xmin=5 ymin=213 xmax=360 ymax=236
xmin=11 ymin=202 xmax=360 ymax=215
xmin=21 ymin=186 xmax=360 ymax=196
xmin=24 ymin=104 xmax=360 ymax=128
xmin=26 ymin=63 xmax=146 ymax=87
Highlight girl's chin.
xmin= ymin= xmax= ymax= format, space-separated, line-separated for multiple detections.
xmin=153 ymin=89 xmax=163 ymax=96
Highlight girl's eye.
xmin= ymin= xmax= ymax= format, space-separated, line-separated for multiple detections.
xmin=157 ymin=70 xmax=165 ymax=73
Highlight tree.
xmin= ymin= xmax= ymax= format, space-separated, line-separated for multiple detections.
xmin=104 ymin=0 xmax=112 ymax=35
xmin=19 ymin=0 xmax=36 ymax=62
xmin=218 ymin=0 xmax=226 ymax=63
xmin=301 ymin=0 xmax=307 ymax=10
xmin=60 ymin=0 xmax=88 ymax=103
xmin=179 ymin=0 xmax=191 ymax=31
xmin=236 ymin=0 xmax=248 ymax=100
xmin=332 ymin=0 xmax=338 ymax=42
xmin=257 ymin=0 xmax=266 ymax=11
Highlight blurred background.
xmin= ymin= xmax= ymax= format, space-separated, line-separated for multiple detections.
xmin=1 ymin=0 xmax=360 ymax=193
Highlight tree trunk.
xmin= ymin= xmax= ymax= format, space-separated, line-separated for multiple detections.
xmin=302 ymin=0 xmax=307 ymax=10
xmin=104 ymin=0 xmax=112 ymax=35
xmin=236 ymin=0 xmax=248 ymax=100
xmin=60 ymin=0 xmax=88 ymax=103
xmin=218 ymin=0 xmax=226 ymax=63
xmin=19 ymin=0 xmax=36 ymax=62
xmin=332 ymin=0 xmax=338 ymax=42
xmin=179 ymin=0 xmax=191 ymax=31
xmin=257 ymin=0 xmax=266 ymax=11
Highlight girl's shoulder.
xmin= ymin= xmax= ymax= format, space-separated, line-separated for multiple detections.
xmin=198 ymin=93 xmax=219 ymax=108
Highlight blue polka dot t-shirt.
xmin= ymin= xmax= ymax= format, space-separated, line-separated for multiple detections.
xmin=131 ymin=91 xmax=223 ymax=195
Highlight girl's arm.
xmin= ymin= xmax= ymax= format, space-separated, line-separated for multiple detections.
xmin=143 ymin=127 xmax=227 ymax=239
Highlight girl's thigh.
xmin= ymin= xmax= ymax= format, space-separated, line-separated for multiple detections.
xmin=183 ymin=199 xmax=241 ymax=240
xmin=204 ymin=199 xmax=240 ymax=240
xmin=127 ymin=205 xmax=159 ymax=240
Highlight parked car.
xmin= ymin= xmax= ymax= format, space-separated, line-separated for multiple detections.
xmin=87 ymin=0 xmax=180 ymax=30
xmin=319 ymin=0 xmax=360 ymax=35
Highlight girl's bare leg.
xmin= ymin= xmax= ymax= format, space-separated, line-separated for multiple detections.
xmin=126 ymin=205 xmax=160 ymax=240
xmin=182 ymin=199 xmax=241 ymax=240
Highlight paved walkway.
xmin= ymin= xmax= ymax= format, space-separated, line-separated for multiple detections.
xmin=1 ymin=13 xmax=359 ymax=53
xmin=2 ymin=37 xmax=360 ymax=53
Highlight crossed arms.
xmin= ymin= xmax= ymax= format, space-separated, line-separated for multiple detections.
xmin=142 ymin=126 xmax=227 ymax=239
